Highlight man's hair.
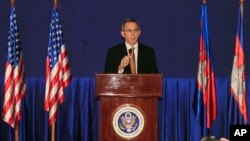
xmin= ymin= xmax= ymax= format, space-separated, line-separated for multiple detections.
xmin=201 ymin=136 xmax=220 ymax=141
xmin=121 ymin=18 xmax=141 ymax=31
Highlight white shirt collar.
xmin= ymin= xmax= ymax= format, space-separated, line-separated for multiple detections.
xmin=125 ymin=42 xmax=138 ymax=51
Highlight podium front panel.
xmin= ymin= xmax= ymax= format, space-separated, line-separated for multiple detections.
xmin=100 ymin=97 xmax=158 ymax=141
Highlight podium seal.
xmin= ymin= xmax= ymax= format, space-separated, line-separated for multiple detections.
xmin=112 ymin=104 xmax=145 ymax=139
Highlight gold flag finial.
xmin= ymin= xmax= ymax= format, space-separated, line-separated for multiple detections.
xmin=54 ymin=0 xmax=58 ymax=8
xmin=10 ymin=0 xmax=15 ymax=8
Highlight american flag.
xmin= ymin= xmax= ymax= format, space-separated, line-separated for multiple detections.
xmin=2 ymin=7 xmax=27 ymax=128
xmin=44 ymin=7 xmax=72 ymax=126
xmin=193 ymin=2 xmax=217 ymax=136
xmin=230 ymin=1 xmax=248 ymax=124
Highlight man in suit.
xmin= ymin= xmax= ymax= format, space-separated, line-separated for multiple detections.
xmin=104 ymin=18 xmax=158 ymax=74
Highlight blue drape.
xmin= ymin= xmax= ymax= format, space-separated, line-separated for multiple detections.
xmin=0 ymin=77 xmax=250 ymax=141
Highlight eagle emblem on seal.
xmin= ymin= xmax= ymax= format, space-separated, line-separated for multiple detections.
xmin=120 ymin=112 xmax=138 ymax=132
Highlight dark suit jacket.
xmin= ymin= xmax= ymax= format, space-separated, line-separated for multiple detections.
xmin=104 ymin=43 xmax=158 ymax=73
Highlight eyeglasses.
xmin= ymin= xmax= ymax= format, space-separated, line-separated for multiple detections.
xmin=123 ymin=29 xmax=140 ymax=33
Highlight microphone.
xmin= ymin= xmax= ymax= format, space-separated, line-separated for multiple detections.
xmin=129 ymin=49 xmax=132 ymax=54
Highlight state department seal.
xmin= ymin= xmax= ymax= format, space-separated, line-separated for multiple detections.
xmin=112 ymin=104 xmax=145 ymax=140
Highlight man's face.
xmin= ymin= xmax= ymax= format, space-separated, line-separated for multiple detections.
xmin=121 ymin=22 xmax=141 ymax=46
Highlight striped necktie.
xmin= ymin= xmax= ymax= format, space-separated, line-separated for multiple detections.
xmin=129 ymin=47 xmax=136 ymax=74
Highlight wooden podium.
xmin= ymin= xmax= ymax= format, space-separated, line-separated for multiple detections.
xmin=96 ymin=74 xmax=162 ymax=141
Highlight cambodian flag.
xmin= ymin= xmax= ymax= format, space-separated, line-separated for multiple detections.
xmin=193 ymin=2 xmax=217 ymax=136
xmin=229 ymin=1 xmax=248 ymax=125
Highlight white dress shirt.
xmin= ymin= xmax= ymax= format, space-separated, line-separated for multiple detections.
xmin=118 ymin=42 xmax=138 ymax=73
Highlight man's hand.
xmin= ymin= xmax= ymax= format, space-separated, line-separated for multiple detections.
xmin=119 ymin=55 xmax=130 ymax=70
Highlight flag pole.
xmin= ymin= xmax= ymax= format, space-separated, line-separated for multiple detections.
xmin=10 ymin=0 xmax=14 ymax=8
xmin=15 ymin=125 xmax=19 ymax=141
xmin=51 ymin=123 xmax=55 ymax=141
xmin=50 ymin=1 xmax=58 ymax=140
xmin=10 ymin=0 xmax=19 ymax=140
xmin=54 ymin=0 xmax=58 ymax=8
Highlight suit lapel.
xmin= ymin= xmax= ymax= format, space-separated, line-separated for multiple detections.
xmin=121 ymin=43 xmax=128 ymax=56
xmin=137 ymin=44 xmax=142 ymax=73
